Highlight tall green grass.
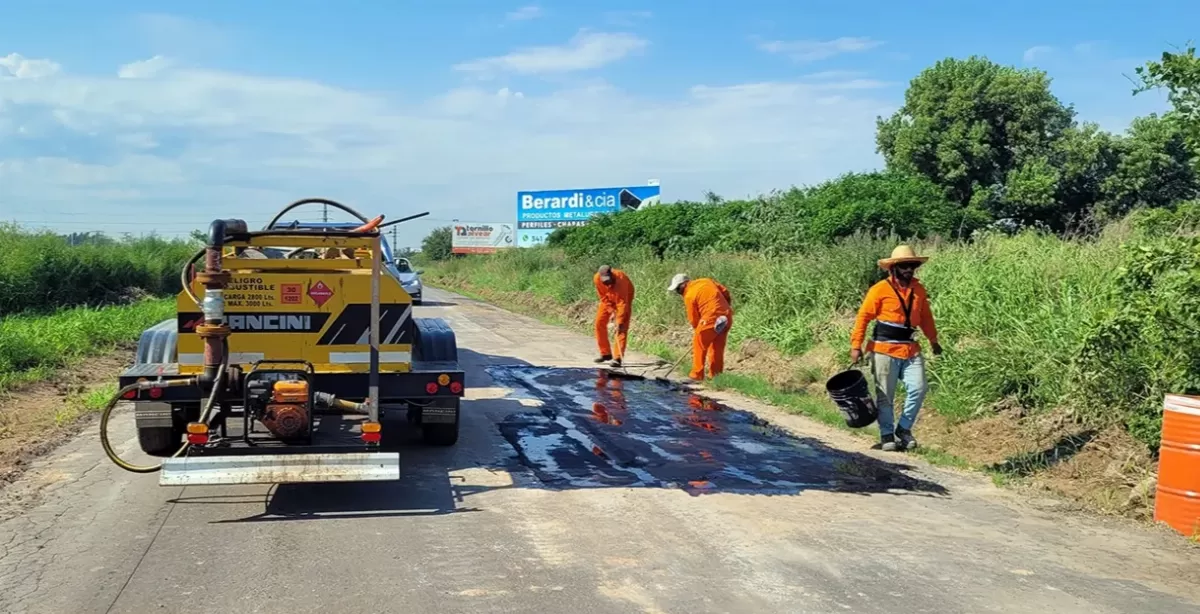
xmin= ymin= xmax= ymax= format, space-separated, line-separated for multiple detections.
xmin=0 ymin=224 xmax=196 ymax=316
xmin=0 ymin=225 xmax=195 ymax=390
xmin=0 ymin=299 xmax=176 ymax=392
xmin=424 ymin=208 xmax=1199 ymax=451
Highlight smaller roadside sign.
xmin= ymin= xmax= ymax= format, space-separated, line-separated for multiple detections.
xmin=452 ymin=222 xmax=516 ymax=254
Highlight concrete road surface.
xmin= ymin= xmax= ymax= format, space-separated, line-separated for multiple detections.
xmin=2 ymin=287 xmax=1199 ymax=614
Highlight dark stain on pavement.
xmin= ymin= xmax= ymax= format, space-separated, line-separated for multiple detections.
xmin=489 ymin=366 xmax=949 ymax=497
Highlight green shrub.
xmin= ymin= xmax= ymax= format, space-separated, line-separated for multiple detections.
xmin=1072 ymin=232 xmax=1200 ymax=449
xmin=547 ymin=171 xmax=986 ymax=261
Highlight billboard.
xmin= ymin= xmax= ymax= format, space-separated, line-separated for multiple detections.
xmin=451 ymin=222 xmax=515 ymax=254
xmin=516 ymin=184 xmax=662 ymax=248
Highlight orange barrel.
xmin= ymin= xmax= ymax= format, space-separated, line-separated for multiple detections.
xmin=1155 ymin=394 xmax=1200 ymax=536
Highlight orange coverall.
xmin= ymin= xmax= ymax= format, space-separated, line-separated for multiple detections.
xmin=594 ymin=269 xmax=635 ymax=360
xmin=683 ymin=278 xmax=733 ymax=380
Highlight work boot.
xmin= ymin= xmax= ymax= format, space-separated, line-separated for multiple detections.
xmin=896 ymin=428 xmax=918 ymax=451
xmin=610 ymin=358 xmax=623 ymax=368
xmin=594 ymin=355 xmax=612 ymax=364
xmin=880 ymin=433 xmax=900 ymax=452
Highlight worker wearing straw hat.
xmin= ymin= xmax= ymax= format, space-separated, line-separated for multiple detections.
xmin=850 ymin=245 xmax=943 ymax=452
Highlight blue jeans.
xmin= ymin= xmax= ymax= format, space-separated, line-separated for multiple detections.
xmin=870 ymin=352 xmax=927 ymax=436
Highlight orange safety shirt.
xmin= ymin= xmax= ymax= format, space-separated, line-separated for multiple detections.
xmin=594 ymin=269 xmax=635 ymax=308
xmin=851 ymin=277 xmax=938 ymax=360
xmin=684 ymin=278 xmax=732 ymax=331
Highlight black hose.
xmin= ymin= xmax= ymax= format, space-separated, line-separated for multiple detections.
xmin=264 ymin=198 xmax=369 ymax=229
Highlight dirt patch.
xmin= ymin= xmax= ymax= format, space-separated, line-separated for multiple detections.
xmin=0 ymin=348 xmax=132 ymax=485
xmin=1027 ymin=427 xmax=1158 ymax=518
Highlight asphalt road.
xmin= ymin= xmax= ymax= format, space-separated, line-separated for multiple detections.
xmin=2 ymin=287 xmax=1199 ymax=614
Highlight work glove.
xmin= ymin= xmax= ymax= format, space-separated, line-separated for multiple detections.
xmin=714 ymin=315 xmax=729 ymax=334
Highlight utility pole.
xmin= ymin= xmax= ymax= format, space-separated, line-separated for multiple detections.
xmin=323 ymin=204 xmax=329 ymax=222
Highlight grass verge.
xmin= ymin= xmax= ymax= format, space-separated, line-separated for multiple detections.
xmin=0 ymin=299 xmax=175 ymax=393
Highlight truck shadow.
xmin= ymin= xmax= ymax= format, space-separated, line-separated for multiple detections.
xmin=205 ymin=350 xmax=948 ymax=524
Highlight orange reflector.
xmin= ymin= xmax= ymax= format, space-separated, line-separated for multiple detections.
xmin=361 ymin=432 xmax=382 ymax=443
xmin=437 ymin=373 xmax=451 ymax=386
xmin=187 ymin=433 xmax=209 ymax=445
xmin=186 ymin=422 xmax=209 ymax=434
xmin=361 ymin=422 xmax=382 ymax=433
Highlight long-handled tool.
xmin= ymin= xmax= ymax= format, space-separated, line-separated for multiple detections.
xmin=649 ymin=350 xmax=690 ymax=383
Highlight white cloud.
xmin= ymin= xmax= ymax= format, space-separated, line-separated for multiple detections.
xmin=757 ymin=37 xmax=883 ymax=62
xmin=0 ymin=51 xmax=892 ymax=244
xmin=505 ymin=6 xmax=543 ymax=22
xmin=453 ymin=30 xmax=648 ymax=76
xmin=118 ymin=55 xmax=175 ymax=79
xmin=1023 ymin=45 xmax=1055 ymax=63
xmin=0 ymin=53 xmax=62 ymax=79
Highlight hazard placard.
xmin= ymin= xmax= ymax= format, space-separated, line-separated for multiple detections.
xmin=308 ymin=281 xmax=334 ymax=307
xmin=281 ymin=283 xmax=303 ymax=305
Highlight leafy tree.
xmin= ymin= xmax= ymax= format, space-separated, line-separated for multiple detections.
xmin=420 ymin=226 xmax=453 ymax=261
xmin=876 ymin=56 xmax=1076 ymax=212
xmin=1135 ymin=44 xmax=1200 ymax=158
xmin=1100 ymin=114 xmax=1200 ymax=218
xmin=995 ymin=123 xmax=1122 ymax=231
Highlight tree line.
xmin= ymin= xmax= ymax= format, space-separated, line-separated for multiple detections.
xmin=500 ymin=48 xmax=1200 ymax=260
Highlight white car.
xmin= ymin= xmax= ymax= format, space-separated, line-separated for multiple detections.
xmin=393 ymin=257 xmax=423 ymax=304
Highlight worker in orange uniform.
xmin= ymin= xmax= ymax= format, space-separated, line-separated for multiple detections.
xmin=850 ymin=245 xmax=943 ymax=453
xmin=668 ymin=273 xmax=733 ymax=381
xmin=594 ymin=265 xmax=635 ymax=368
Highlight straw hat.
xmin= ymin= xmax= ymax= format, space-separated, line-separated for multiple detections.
xmin=878 ymin=245 xmax=928 ymax=270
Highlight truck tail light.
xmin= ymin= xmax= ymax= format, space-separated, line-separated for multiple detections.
xmin=425 ymin=382 xmax=439 ymax=395
xmin=361 ymin=421 xmax=382 ymax=443
xmin=186 ymin=422 xmax=209 ymax=445
xmin=449 ymin=381 xmax=463 ymax=394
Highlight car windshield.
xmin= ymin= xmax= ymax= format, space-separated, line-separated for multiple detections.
xmin=395 ymin=259 xmax=413 ymax=273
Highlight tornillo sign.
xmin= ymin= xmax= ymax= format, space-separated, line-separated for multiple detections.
xmin=455 ymin=224 xmax=497 ymax=237
xmin=451 ymin=222 xmax=515 ymax=254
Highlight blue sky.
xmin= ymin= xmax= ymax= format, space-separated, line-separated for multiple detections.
xmin=0 ymin=1 xmax=1195 ymax=247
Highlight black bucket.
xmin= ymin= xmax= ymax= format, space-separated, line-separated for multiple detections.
xmin=825 ymin=369 xmax=878 ymax=429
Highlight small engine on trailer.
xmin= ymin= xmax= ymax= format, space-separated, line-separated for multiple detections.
xmin=246 ymin=378 xmax=312 ymax=441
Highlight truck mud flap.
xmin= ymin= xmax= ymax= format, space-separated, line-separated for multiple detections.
xmin=158 ymin=452 xmax=400 ymax=486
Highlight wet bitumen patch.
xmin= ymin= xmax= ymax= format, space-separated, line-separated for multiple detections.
xmin=489 ymin=366 xmax=949 ymax=498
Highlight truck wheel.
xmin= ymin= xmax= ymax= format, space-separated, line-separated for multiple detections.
xmin=421 ymin=402 xmax=460 ymax=446
xmin=138 ymin=426 xmax=181 ymax=457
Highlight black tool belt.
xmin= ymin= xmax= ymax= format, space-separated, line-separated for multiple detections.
xmin=872 ymin=321 xmax=916 ymax=342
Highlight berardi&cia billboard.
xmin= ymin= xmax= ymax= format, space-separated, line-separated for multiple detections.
xmin=515 ymin=184 xmax=662 ymax=248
